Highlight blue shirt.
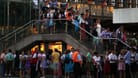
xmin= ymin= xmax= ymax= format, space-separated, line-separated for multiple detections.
xmin=124 ymin=50 xmax=131 ymax=65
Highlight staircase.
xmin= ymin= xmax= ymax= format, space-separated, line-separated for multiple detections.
xmin=0 ymin=20 xmax=131 ymax=55
xmin=0 ymin=20 xmax=90 ymax=55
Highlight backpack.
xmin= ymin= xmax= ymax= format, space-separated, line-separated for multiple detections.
xmin=64 ymin=54 xmax=71 ymax=64
xmin=6 ymin=53 xmax=14 ymax=61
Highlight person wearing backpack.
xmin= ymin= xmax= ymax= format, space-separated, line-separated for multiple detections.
xmin=4 ymin=49 xmax=14 ymax=76
xmin=64 ymin=50 xmax=73 ymax=78
xmin=72 ymin=49 xmax=82 ymax=78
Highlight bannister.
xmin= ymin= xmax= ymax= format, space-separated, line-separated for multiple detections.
xmin=0 ymin=19 xmax=131 ymax=53
xmin=0 ymin=20 xmax=35 ymax=41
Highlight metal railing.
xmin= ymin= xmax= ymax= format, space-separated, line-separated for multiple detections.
xmin=0 ymin=19 xmax=131 ymax=53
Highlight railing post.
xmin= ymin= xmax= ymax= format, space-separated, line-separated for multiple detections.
xmin=7 ymin=0 xmax=10 ymax=33
xmin=65 ymin=21 xmax=68 ymax=33
xmin=54 ymin=23 xmax=56 ymax=34
xmin=79 ymin=30 xmax=81 ymax=41
xmin=14 ymin=32 xmax=16 ymax=51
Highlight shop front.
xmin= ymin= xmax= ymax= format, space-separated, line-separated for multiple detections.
xmin=30 ymin=41 xmax=73 ymax=54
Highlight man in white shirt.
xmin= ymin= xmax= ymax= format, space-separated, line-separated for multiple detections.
xmin=108 ymin=49 xmax=117 ymax=78
xmin=95 ymin=18 xmax=102 ymax=38
xmin=92 ymin=52 xmax=101 ymax=78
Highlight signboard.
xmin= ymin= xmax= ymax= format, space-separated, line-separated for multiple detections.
xmin=113 ymin=8 xmax=138 ymax=24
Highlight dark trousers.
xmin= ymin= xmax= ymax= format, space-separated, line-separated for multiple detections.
xmin=30 ymin=64 xmax=37 ymax=78
xmin=73 ymin=62 xmax=81 ymax=78
xmin=0 ymin=63 xmax=5 ymax=76
xmin=125 ymin=64 xmax=131 ymax=78
xmin=5 ymin=61 xmax=13 ymax=75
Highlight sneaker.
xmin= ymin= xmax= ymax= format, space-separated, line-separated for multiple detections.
xmin=8 ymin=73 xmax=11 ymax=76
xmin=40 ymin=76 xmax=45 ymax=78
xmin=4 ymin=74 xmax=7 ymax=76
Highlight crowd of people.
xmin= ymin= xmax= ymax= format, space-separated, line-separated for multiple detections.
xmin=39 ymin=0 xmax=132 ymax=43
xmin=0 ymin=0 xmax=138 ymax=78
xmin=0 ymin=47 xmax=138 ymax=78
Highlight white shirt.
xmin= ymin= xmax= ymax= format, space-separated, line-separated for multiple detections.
xmin=61 ymin=54 xmax=65 ymax=60
xmin=19 ymin=54 xmax=26 ymax=60
xmin=108 ymin=53 xmax=117 ymax=63
xmin=96 ymin=23 xmax=102 ymax=37
xmin=0 ymin=53 xmax=5 ymax=59
xmin=135 ymin=53 xmax=138 ymax=64
xmin=93 ymin=55 xmax=101 ymax=65
xmin=118 ymin=54 xmax=124 ymax=60
xmin=41 ymin=53 xmax=46 ymax=60
xmin=47 ymin=13 xmax=54 ymax=18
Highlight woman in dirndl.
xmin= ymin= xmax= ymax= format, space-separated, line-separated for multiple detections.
xmin=103 ymin=51 xmax=111 ymax=78
xmin=40 ymin=52 xmax=47 ymax=78
xmin=118 ymin=49 xmax=126 ymax=78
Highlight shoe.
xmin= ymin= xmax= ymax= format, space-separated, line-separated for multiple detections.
xmin=8 ymin=73 xmax=11 ymax=76
xmin=40 ymin=76 xmax=45 ymax=78
xmin=4 ymin=74 xmax=7 ymax=76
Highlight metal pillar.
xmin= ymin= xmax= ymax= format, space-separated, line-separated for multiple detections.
xmin=7 ymin=0 xmax=10 ymax=32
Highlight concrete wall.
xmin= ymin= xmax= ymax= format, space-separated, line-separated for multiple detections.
xmin=9 ymin=33 xmax=89 ymax=56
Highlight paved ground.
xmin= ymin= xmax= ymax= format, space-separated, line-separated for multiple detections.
xmin=0 ymin=75 xmax=92 ymax=78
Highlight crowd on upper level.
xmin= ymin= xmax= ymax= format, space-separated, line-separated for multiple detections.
xmin=35 ymin=0 xmax=138 ymax=50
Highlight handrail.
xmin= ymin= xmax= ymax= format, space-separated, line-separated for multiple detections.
xmin=78 ymin=24 xmax=95 ymax=38
xmin=0 ymin=20 xmax=35 ymax=41
xmin=117 ymin=38 xmax=131 ymax=48
xmin=0 ymin=19 xmax=131 ymax=50
xmin=78 ymin=23 xmax=131 ymax=48
xmin=100 ymin=38 xmax=131 ymax=48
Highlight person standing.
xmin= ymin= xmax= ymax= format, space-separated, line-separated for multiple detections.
xmin=30 ymin=48 xmax=39 ymax=78
xmin=19 ymin=51 xmax=26 ymax=78
xmin=40 ymin=52 xmax=47 ymax=78
xmin=79 ymin=13 xmax=88 ymax=40
xmin=124 ymin=48 xmax=131 ymax=78
xmin=93 ymin=52 xmax=102 ymax=78
xmin=103 ymin=50 xmax=111 ymax=78
xmin=64 ymin=50 xmax=73 ymax=78
xmin=130 ymin=48 xmax=137 ymax=78
xmin=0 ymin=50 xmax=6 ymax=77
xmin=51 ymin=48 xmax=60 ymax=78
xmin=95 ymin=18 xmax=102 ymax=38
xmin=118 ymin=49 xmax=126 ymax=78
xmin=4 ymin=49 xmax=14 ymax=76
xmin=72 ymin=49 xmax=82 ymax=78
xmin=108 ymin=49 xmax=117 ymax=78
xmin=86 ymin=51 xmax=94 ymax=78
xmin=25 ymin=50 xmax=31 ymax=78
